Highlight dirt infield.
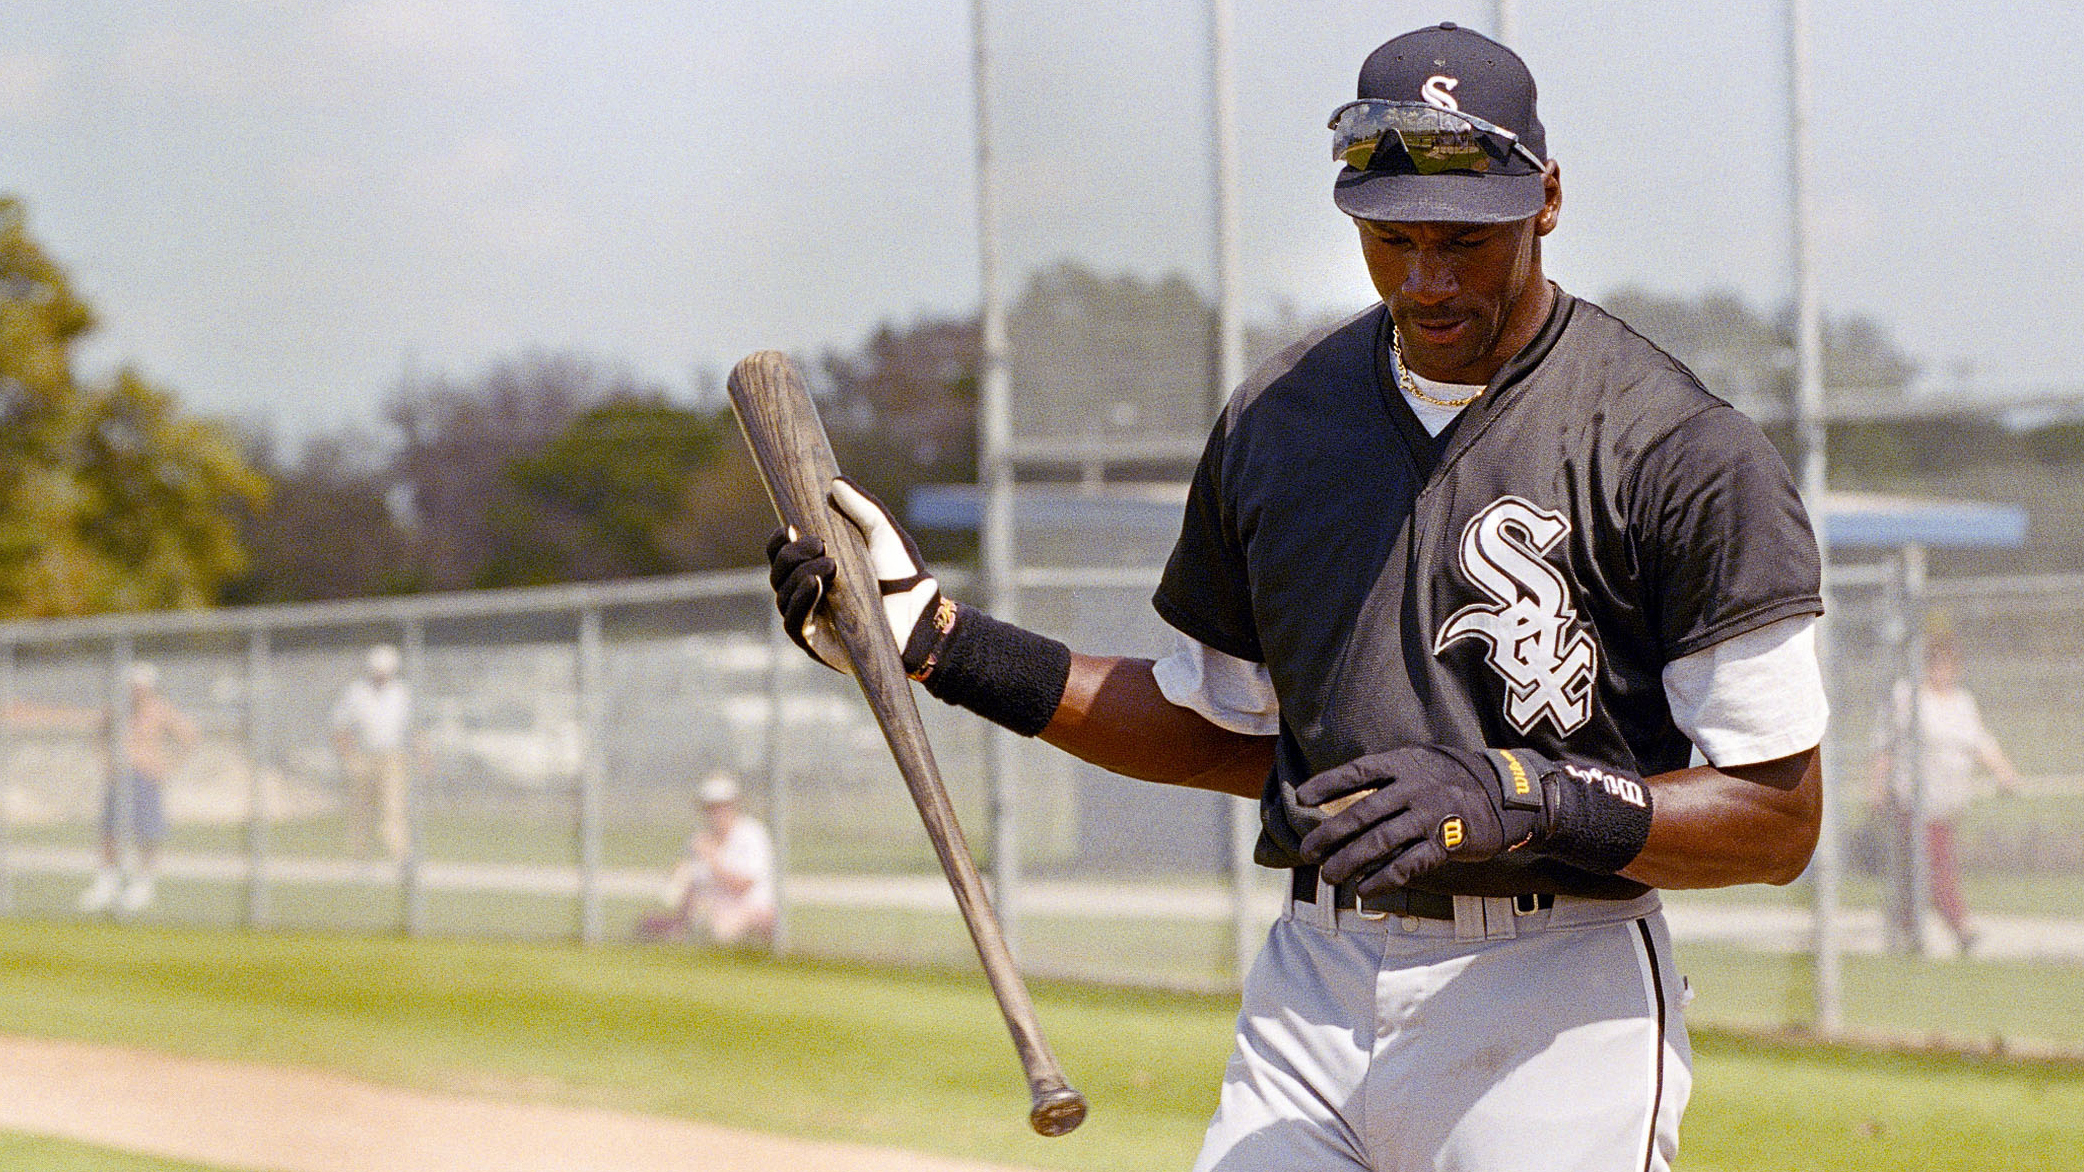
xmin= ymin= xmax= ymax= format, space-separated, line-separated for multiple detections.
xmin=0 ymin=1035 xmax=1041 ymax=1172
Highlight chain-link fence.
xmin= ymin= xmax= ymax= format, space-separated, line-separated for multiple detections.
xmin=0 ymin=568 xmax=1266 ymax=990
xmin=1660 ymin=560 xmax=2084 ymax=1052
xmin=5 ymin=560 xmax=2080 ymax=1046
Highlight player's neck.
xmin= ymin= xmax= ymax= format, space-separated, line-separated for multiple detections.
xmin=1402 ymin=369 xmax=1484 ymax=436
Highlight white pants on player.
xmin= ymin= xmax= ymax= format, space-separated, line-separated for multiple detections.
xmin=1194 ymin=888 xmax=1690 ymax=1172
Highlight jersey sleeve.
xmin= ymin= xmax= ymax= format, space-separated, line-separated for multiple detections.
xmin=1630 ymin=405 xmax=1824 ymax=660
xmin=1152 ymin=417 xmax=1264 ymax=663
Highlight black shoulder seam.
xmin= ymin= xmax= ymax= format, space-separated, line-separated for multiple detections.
xmin=1570 ymin=297 xmax=1727 ymax=407
xmin=1666 ymin=598 xmax=1826 ymax=660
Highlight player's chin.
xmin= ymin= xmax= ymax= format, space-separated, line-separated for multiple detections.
xmin=1394 ymin=317 xmax=1489 ymax=375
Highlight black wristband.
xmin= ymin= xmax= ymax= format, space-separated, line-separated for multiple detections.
xmin=917 ymin=603 xmax=1071 ymax=738
xmin=1491 ymin=749 xmax=1653 ymax=874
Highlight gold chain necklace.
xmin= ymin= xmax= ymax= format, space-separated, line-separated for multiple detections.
xmin=1391 ymin=328 xmax=1483 ymax=409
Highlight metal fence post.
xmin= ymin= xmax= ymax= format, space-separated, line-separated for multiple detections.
xmin=244 ymin=628 xmax=272 ymax=928
xmin=1901 ymin=545 xmax=1931 ymax=957
xmin=763 ymin=601 xmax=791 ymax=956
xmin=1810 ymin=580 xmax=1844 ymax=1036
xmin=1876 ymin=557 xmax=1909 ymax=954
xmin=401 ymin=621 xmax=426 ymax=937
xmin=1878 ymin=546 xmax=1929 ymax=956
xmin=972 ymin=0 xmax=1025 ymax=962
xmin=108 ymin=637 xmax=135 ymax=922
xmin=0 ymin=642 xmax=14 ymax=916
xmin=576 ymin=606 xmax=605 ymax=945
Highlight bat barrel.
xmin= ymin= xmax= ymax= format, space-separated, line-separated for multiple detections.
xmin=726 ymin=349 xmax=1085 ymax=1138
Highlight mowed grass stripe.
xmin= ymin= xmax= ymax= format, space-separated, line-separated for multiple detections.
xmin=0 ymin=920 xmax=2079 ymax=1171
xmin=0 ymin=1131 xmax=248 ymax=1172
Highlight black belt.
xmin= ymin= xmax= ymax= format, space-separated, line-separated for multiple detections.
xmin=1289 ymin=866 xmax=1553 ymax=920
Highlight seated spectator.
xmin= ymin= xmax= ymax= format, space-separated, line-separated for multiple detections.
xmin=637 ymin=773 xmax=776 ymax=947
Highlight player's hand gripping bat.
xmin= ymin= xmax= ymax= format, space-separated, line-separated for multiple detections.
xmin=726 ymin=350 xmax=1088 ymax=1138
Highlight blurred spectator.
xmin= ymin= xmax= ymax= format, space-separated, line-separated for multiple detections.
xmin=637 ymin=773 xmax=776 ymax=947
xmin=1870 ymin=635 xmax=2021 ymax=955
xmin=330 ymin=644 xmax=416 ymax=860
xmin=77 ymin=663 xmax=198 ymax=914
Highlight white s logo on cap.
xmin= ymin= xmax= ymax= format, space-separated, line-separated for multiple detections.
xmin=1422 ymin=75 xmax=1460 ymax=111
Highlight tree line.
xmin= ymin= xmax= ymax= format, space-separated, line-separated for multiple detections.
xmin=5 ymin=193 xmax=2074 ymax=619
xmin=227 ymin=328 xmax=985 ymax=605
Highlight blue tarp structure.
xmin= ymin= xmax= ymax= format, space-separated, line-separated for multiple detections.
xmin=911 ymin=484 xmax=2030 ymax=553
xmin=1817 ymin=490 xmax=2028 ymax=551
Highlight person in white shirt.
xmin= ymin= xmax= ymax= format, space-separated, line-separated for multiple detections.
xmin=1870 ymin=636 xmax=2020 ymax=954
xmin=639 ymin=773 xmax=776 ymax=947
xmin=330 ymin=644 xmax=416 ymax=861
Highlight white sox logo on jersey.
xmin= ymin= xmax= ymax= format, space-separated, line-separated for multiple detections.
xmin=1433 ymin=496 xmax=1598 ymax=736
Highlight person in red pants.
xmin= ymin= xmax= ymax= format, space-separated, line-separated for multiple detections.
xmin=1871 ymin=636 xmax=2021 ymax=955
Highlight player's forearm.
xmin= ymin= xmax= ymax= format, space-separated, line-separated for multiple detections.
xmin=1042 ymin=653 xmax=1273 ymax=800
xmin=1621 ymin=747 xmax=1821 ymax=889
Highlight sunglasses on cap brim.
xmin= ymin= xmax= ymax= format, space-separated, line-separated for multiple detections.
xmin=1328 ymin=99 xmax=1545 ymax=176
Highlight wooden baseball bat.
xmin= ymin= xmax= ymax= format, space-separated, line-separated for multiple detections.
xmin=726 ymin=350 xmax=1087 ymax=1138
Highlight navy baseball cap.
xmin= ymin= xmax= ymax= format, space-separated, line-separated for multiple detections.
xmin=1332 ymin=22 xmax=1548 ymax=224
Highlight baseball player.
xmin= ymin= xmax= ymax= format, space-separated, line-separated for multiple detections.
xmin=769 ymin=23 xmax=1826 ymax=1171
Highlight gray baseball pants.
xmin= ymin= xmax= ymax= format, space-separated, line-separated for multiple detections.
xmin=1193 ymin=886 xmax=1690 ymax=1171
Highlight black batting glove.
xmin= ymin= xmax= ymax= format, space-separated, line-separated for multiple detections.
xmin=1297 ymin=745 xmax=1540 ymax=894
xmin=765 ymin=527 xmax=843 ymax=670
xmin=763 ymin=477 xmax=952 ymax=677
xmin=761 ymin=479 xmax=1067 ymax=736
xmin=1298 ymin=746 xmax=1654 ymax=893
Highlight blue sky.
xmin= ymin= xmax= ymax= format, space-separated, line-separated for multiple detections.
xmin=4 ymin=1 xmax=2081 ymax=441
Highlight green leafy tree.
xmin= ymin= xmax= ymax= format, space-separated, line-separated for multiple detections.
xmin=500 ymin=397 xmax=731 ymax=583
xmin=1007 ymin=261 xmax=1216 ymax=449
xmin=819 ymin=313 xmax=978 ymax=512
xmin=0 ymin=197 xmax=267 ymax=616
xmin=385 ymin=353 xmax=654 ymax=589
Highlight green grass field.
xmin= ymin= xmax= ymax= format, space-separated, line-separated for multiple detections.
xmin=0 ymin=919 xmax=2080 ymax=1171
xmin=0 ymin=1133 xmax=230 ymax=1172
xmin=16 ymin=852 xmax=2084 ymax=1053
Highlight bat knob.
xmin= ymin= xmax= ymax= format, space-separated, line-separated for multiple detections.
xmin=1029 ymin=1085 xmax=1088 ymax=1137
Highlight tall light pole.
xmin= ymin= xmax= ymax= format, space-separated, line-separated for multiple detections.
xmin=971 ymin=0 xmax=1024 ymax=955
xmin=1787 ymin=0 xmax=1840 ymax=1036
xmin=1207 ymin=0 xmax=1260 ymax=986
xmin=1211 ymin=0 xmax=1242 ymax=421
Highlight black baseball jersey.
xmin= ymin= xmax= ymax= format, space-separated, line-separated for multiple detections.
xmin=1152 ymin=288 xmax=1823 ymax=900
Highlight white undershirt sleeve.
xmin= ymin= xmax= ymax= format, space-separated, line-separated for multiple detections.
xmin=1662 ymin=615 xmax=1829 ymax=768
xmin=1151 ymin=631 xmax=1281 ymax=737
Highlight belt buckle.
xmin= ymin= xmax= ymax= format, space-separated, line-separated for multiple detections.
xmin=1354 ymin=892 xmax=1390 ymax=921
xmin=1513 ymin=892 xmax=1543 ymax=916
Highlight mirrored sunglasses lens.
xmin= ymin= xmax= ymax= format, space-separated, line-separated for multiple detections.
xmin=1395 ymin=126 xmax=1491 ymax=174
xmin=1331 ymin=103 xmax=1514 ymax=175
